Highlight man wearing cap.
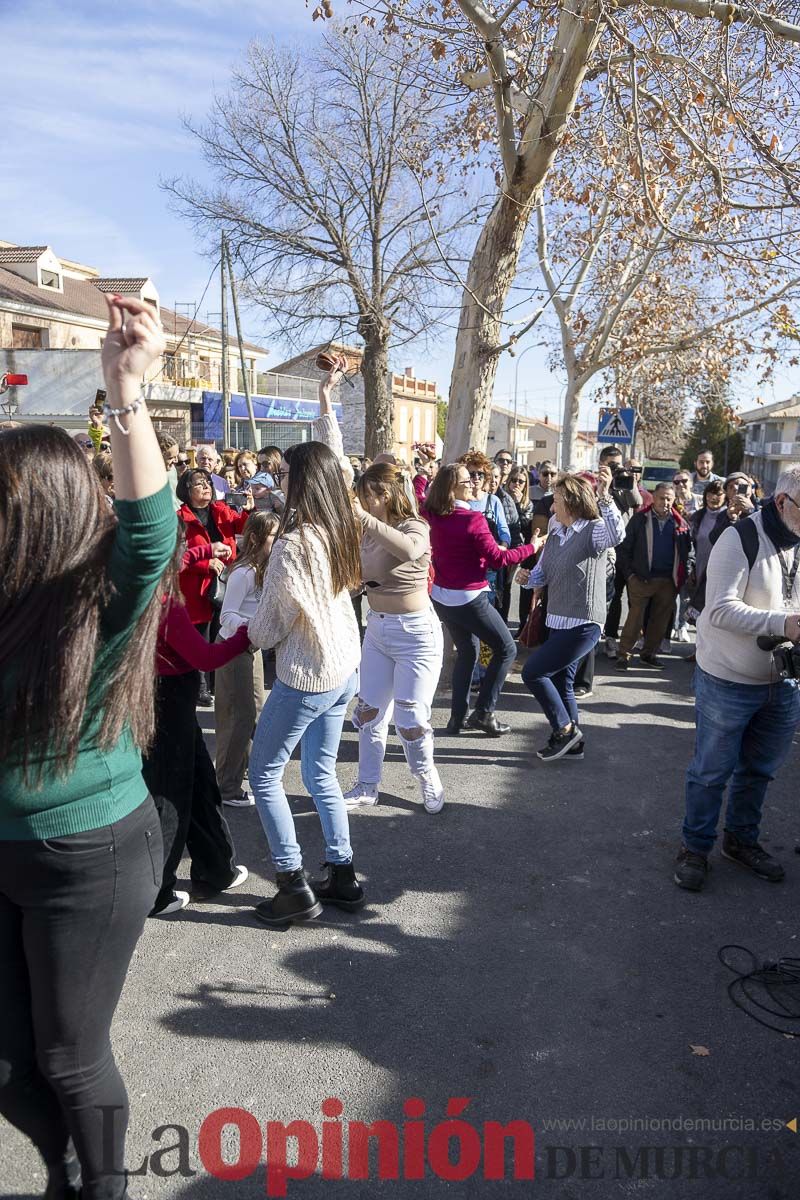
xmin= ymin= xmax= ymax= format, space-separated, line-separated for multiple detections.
xmin=708 ymin=473 xmax=759 ymax=547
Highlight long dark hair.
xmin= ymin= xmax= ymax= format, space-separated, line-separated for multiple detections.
xmin=424 ymin=463 xmax=462 ymax=516
xmin=0 ymin=426 xmax=167 ymax=783
xmin=231 ymin=510 xmax=279 ymax=590
xmin=279 ymin=441 xmax=360 ymax=593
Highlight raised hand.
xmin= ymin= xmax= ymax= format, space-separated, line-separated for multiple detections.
xmin=101 ymin=294 xmax=165 ymax=385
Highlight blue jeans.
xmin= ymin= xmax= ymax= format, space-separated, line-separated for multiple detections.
xmin=521 ymin=623 xmax=601 ymax=732
xmin=249 ymin=671 xmax=358 ymax=872
xmin=683 ymin=666 xmax=800 ymax=855
xmin=432 ymin=592 xmax=516 ymax=722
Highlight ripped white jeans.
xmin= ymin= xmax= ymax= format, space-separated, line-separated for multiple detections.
xmin=352 ymin=607 xmax=444 ymax=785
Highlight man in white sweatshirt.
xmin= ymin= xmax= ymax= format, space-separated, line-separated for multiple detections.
xmin=675 ymin=465 xmax=800 ymax=891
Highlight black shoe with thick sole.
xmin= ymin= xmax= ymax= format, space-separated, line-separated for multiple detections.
xmin=465 ymin=709 xmax=511 ymax=737
xmin=536 ymin=725 xmax=582 ymax=762
xmin=312 ymin=861 xmax=365 ymax=912
xmin=615 ymin=657 xmax=629 ymax=671
xmin=639 ymin=653 xmax=664 ymax=670
xmin=721 ymin=832 xmax=785 ymax=881
xmin=443 ymin=716 xmax=466 ymax=736
xmin=565 ymin=739 xmax=585 ymax=760
xmin=254 ymin=868 xmax=323 ymax=927
xmin=674 ymin=846 xmax=710 ymax=891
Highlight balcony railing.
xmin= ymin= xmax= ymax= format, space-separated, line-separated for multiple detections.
xmin=764 ymin=441 xmax=795 ymax=457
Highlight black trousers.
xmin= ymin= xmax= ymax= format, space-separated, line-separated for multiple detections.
xmin=433 ymin=591 xmax=517 ymax=722
xmin=0 ymin=798 xmax=160 ymax=1200
xmin=143 ymin=671 xmax=237 ymax=908
xmin=603 ymin=561 xmax=627 ymax=639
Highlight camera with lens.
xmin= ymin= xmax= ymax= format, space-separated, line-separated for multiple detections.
xmin=613 ymin=467 xmax=634 ymax=490
xmin=757 ymin=635 xmax=800 ymax=680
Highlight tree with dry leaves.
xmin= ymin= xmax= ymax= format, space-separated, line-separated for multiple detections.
xmin=164 ymin=28 xmax=472 ymax=456
xmin=530 ymin=117 xmax=800 ymax=463
xmin=313 ymin=0 xmax=800 ymax=462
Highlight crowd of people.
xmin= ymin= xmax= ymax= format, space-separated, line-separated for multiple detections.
xmin=2 ymin=297 xmax=800 ymax=1199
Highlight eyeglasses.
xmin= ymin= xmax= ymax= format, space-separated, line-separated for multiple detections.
xmin=275 ymin=468 xmax=287 ymax=485
xmin=469 ymin=470 xmax=485 ymax=480
xmin=496 ymin=457 xmax=513 ymax=465
xmin=508 ymin=477 xmax=525 ymax=485
xmin=784 ymin=494 xmax=800 ymax=512
xmin=177 ymin=458 xmax=189 ymax=466
xmin=540 ymin=470 xmax=556 ymax=477
xmin=77 ymin=440 xmax=93 ymax=448
xmin=673 ymin=477 xmax=689 ymax=485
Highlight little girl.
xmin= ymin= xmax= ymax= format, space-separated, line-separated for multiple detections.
xmin=215 ymin=511 xmax=280 ymax=807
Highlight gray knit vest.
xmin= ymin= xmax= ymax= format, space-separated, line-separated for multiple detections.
xmin=539 ymin=522 xmax=607 ymax=625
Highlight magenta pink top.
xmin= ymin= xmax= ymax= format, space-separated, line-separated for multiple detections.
xmin=426 ymin=508 xmax=535 ymax=591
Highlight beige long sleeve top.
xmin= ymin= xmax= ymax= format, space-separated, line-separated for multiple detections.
xmin=249 ymin=527 xmax=361 ymax=693
xmin=359 ymin=513 xmax=431 ymax=596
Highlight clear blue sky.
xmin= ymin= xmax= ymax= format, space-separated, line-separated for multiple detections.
xmin=2 ymin=0 xmax=797 ymax=435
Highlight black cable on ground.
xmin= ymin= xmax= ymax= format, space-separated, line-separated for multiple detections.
xmin=718 ymin=944 xmax=800 ymax=1036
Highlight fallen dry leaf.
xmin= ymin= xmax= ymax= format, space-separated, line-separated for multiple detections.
xmin=690 ymin=1044 xmax=711 ymax=1057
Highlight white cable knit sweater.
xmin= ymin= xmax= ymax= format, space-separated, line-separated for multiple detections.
xmin=248 ymin=525 xmax=361 ymax=693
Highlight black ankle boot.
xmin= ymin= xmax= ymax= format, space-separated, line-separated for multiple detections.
xmin=465 ymin=709 xmax=511 ymax=737
xmin=254 ymin=868 xmax=322 ymax=927
xmin=312 ymin=862 xmax=365 ymax=912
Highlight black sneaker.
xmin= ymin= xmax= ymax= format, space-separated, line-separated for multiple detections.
xmin=721 ymin=832 xmax=785 ymax=881
xmin=565 ymin=739 xmax=585 ymax=760
xmin=537 ymin=725 xmax=582 ymax=762
xmin=639 ymin=653 xmax=664 ymax=670
xmin=615 ymin=657 xmax=629 ymax=671
xmin=674 ymin=846 xmax=710 ymax=891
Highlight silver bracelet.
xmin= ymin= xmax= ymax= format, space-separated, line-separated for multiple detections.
xmin=103 ymin=396 xmax=143 ymax=435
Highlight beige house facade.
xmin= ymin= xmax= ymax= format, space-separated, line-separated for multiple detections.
xmin=0 ymin=241 xmax=267 ymax=442
xmin=739 ymin=396 xmax=800 ymax=492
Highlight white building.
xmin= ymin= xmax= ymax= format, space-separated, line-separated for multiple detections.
xmin=738 ymin=396 xmax=800 ymax=492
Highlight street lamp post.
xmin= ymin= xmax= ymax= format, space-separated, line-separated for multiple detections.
xmin=513 ymin=343 xmax=537 ymax=462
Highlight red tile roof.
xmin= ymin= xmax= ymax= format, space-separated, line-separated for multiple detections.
xmin=0 ymin=265 xmax=266 ymax=355
xmin=92 ymin=278 xmax=150 ymax=293
xmin=0 ymin=246 xmax=48 ymax=263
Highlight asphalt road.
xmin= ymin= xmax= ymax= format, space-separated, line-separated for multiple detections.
xmin=3 ymin=644 xmax=800 ymax=1200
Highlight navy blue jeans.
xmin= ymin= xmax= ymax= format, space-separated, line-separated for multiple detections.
xmin=682 ymin=666 xmax=800 ymax=855
xmin=433 ymin=592 xmax=516 ymax=722
xmin=521 ymin=623 xmax=601 ymax=732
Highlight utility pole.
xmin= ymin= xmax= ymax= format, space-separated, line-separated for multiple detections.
xmin=220 ymin=232 xmax=231 ymax=448
xmin=225 ymin=241 xmax=260 ymax=450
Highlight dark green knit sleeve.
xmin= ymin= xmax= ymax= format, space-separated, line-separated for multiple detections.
xmin=102 ymin=484 xmax=177 ymax=636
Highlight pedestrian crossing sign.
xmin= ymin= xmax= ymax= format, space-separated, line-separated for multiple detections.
xmin=597 ymin=407 xmax=636 ymax=445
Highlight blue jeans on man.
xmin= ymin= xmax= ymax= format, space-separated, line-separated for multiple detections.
xmin=249 ymin=671 xmax=358 ymax=872
xmin=683 ymin=666 xmax=800 ymax=855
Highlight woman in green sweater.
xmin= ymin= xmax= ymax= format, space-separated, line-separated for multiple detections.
xmin=0 ymin=296 xmax=176 ymax=1200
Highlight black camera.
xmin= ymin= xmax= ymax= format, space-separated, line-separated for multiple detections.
xmin=757 ymin=635 xmax=800 ymax=680
xmin=613 ymin=469 xmax=634 ymax=490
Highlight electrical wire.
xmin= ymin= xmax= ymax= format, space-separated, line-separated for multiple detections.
xmin=145 ymin=255 xmax=221 ymax=385
xmin=718 ymin=944 xmax=800 ymax=1036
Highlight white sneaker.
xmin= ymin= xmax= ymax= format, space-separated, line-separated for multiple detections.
xmin=223 ymin=865 xmax=249 ymax=890
xmin=604 ymin=637 xmax=618 ymax=659
xmin=153 ymin=890 xmax=190 ymax=916
xmin=676 ymin=626 xmax=691 ymax=643
xmin=223 ymin=791 xmax=255 ymax=807
xmin=418 ymin=768 xmax=445 ymax=814
xmin=660 ymin=639 xmax=671 ymax=654
xmin=343 ymin=782 xmax=379 ymax=808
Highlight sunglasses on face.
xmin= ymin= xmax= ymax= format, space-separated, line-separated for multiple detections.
xmin=540 ymin=470 xmax=556 ymax=477
xmin=496 ymin=458 xmax=512 ymax=465
xmin=177 ymin=458 xmax=189 ymax=466
xmin=469 ymin=470 xmax=485 ymax=479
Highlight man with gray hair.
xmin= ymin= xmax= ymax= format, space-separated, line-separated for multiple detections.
xmin=675 ymin=465 xmax=800 ymax=891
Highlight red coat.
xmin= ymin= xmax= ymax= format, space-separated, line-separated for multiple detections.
xmin=178 ymin=501 xmax=250 ymax=624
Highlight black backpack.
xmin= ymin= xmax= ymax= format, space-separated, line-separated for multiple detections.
xmin=733 ymin=515 xmax=759 ymax=573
